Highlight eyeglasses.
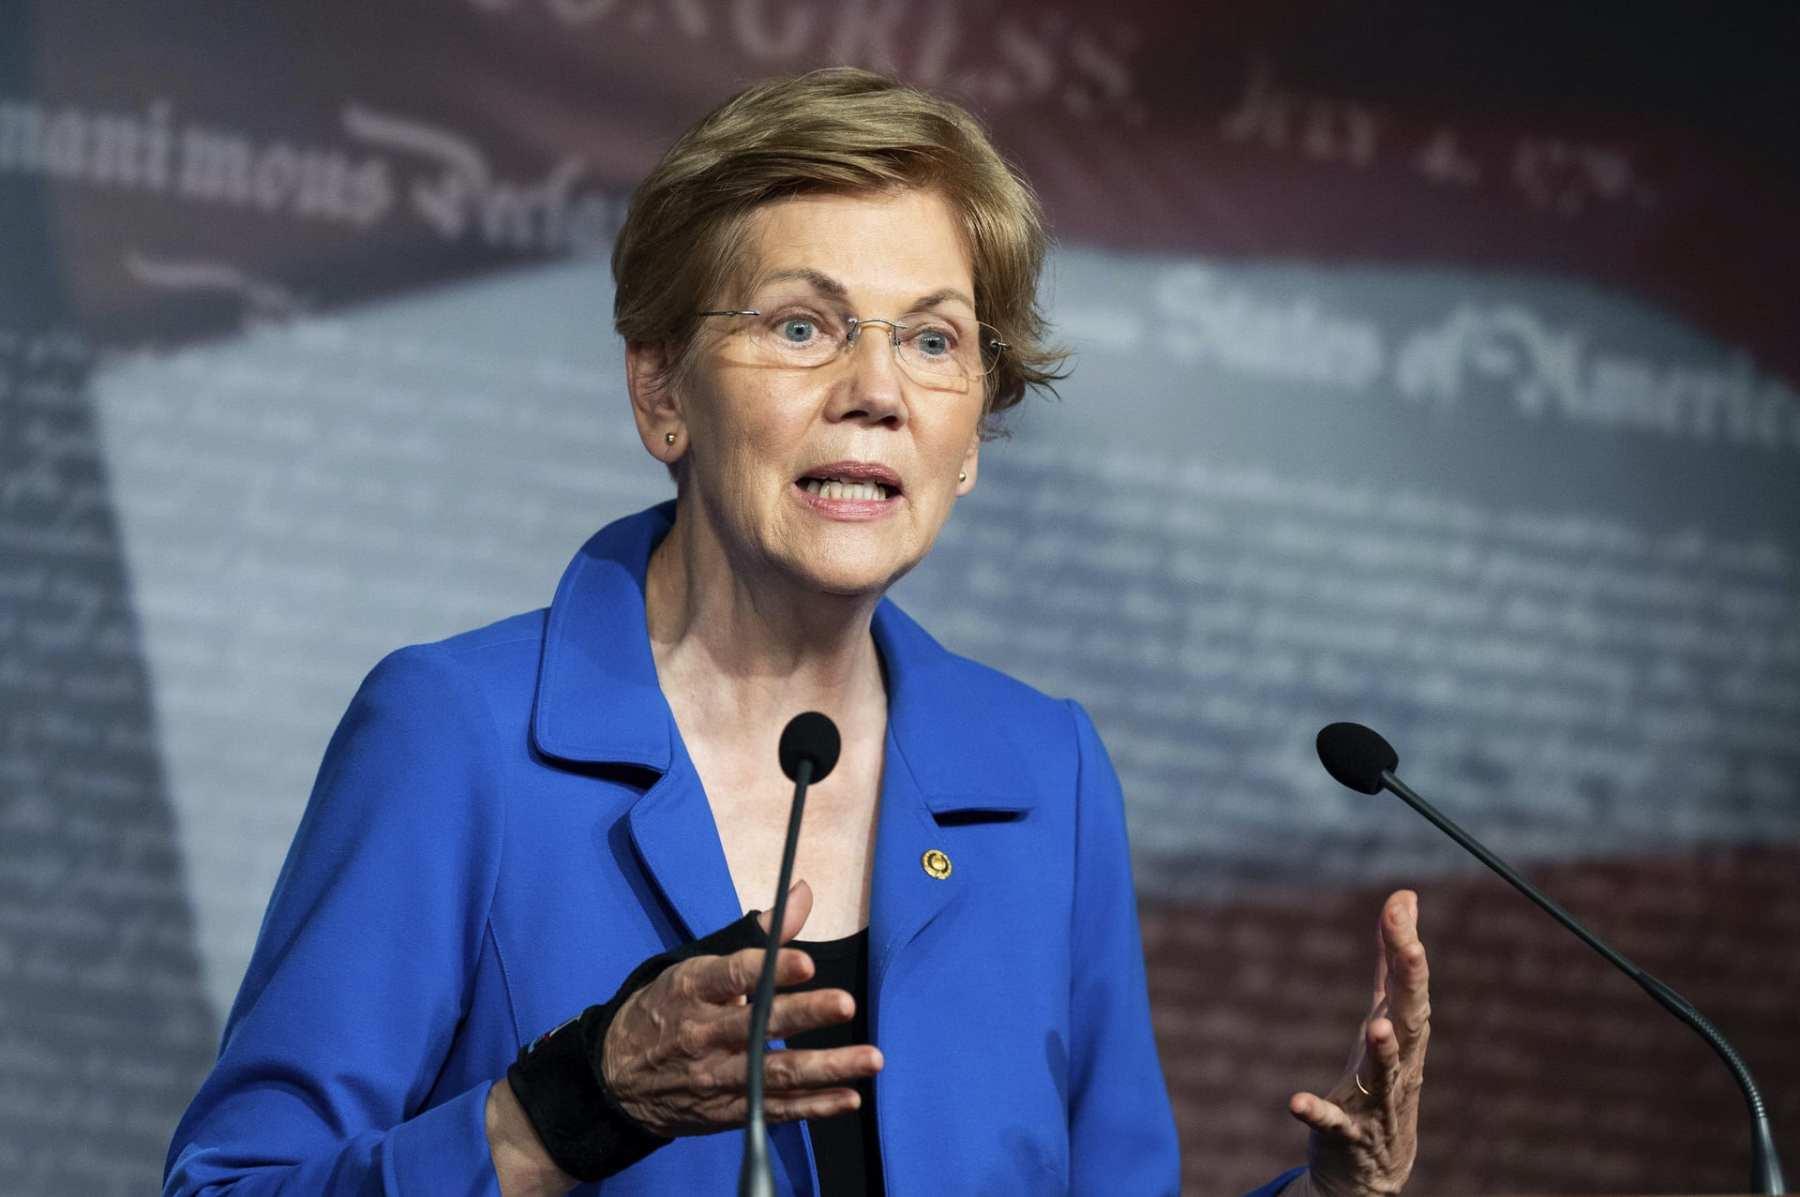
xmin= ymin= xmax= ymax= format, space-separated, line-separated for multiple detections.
xmin=697 ymin=307 xmax=1007 ymax=394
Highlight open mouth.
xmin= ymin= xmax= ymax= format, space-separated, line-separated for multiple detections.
xmin=798 ymin=475 xmax=896 ymax=501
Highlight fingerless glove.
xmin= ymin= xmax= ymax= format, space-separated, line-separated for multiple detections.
xmin=505 ymin=910 xmax=767 ymax=1182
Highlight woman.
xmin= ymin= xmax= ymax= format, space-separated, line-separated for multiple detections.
xmin=165 ymin=68 xmax=1429 ymax=1196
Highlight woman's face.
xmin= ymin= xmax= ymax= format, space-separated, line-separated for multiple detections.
xmin=654 ymin=187 xmax=986 ymax=597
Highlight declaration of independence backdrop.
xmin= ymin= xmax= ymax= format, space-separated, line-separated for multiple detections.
xmin=3 ymin=3 xmax=1797 ymax=1194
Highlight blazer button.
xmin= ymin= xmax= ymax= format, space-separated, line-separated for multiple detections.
xmin=921 ymin=849 xmax=952 ymax=879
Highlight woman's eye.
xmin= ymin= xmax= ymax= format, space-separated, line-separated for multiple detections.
xmin=913 ymin=328 xmax=955 ymax=357
xmin=779 ymin=317 xmax=817 ymax=343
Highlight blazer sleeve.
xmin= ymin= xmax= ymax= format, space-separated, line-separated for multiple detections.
xmin=1064 ymin=699 xmax=1182 ymax=1195
xmin=164 ymin=645 xmax=507 ymax=1196
xmin=1064 ymin=703 xmax=1308 ymax=1197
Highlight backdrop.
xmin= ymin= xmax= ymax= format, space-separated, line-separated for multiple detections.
xmin=2 ymin=3 xmax=1797 ymax=1194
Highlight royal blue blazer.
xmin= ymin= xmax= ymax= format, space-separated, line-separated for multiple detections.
xmin=166 ymin=502 xmax=1304 ymax=1196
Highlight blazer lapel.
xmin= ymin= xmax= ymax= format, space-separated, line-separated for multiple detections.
xmin=532 ymin=502 xmax=743 ymax=941
xmin=865 ymin=723 xmax=963 ymax=1029
xmin=626 ymin=747 xmax=746 ymax=942
xmin=864 ymin=600 xmax=1039 ymax=1043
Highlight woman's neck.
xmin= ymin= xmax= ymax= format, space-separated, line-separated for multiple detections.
xmin=644 ymin=506 xmax=887 ymax=747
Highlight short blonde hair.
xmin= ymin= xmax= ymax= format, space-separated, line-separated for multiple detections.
xmin=611 ymin=67 xmax=1065 ymax=432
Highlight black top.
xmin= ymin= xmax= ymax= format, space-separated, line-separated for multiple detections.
xmin=783 ymin=927 xmax=884 ymax=1196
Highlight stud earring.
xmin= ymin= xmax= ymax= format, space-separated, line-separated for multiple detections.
xmin=664 ymin=432 xmax=677 ymax=446
xmin=959 ymin=471 xmax=967 ymax=482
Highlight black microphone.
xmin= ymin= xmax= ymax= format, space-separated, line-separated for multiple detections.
xmin=740 ymin=712 xmax=842 ymax=1197
xmin=1316 ymin=721 xmax=1787 ymax=1196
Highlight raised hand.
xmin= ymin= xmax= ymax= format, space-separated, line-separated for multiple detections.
xmin=601 ymin=879 xmax=884 ymax=1137
xmin=1288 ymin=890 xmax=1430 ymax=1197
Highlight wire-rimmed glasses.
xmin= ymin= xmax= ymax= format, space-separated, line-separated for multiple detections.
xmin=698 ymin=307 xmax=1007 ymax=394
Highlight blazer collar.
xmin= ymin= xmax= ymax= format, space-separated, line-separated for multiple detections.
xmin=531 ymin=501 xmax=1036 ymax=814
xmin=531 ymin=501 xmax=679 ymax=771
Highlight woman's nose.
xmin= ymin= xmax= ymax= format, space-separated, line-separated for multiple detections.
xmin=832 ymin=329 xmax=907 ymax=425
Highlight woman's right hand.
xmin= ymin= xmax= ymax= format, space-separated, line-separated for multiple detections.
xmin=600 ymin=879 xmax=883 ymax=1138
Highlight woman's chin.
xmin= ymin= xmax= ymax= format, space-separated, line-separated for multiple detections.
xmin=795 ymin=565 xmax=902 ymax=600
xmin=783 ymin=546 xmax=914 ymax=601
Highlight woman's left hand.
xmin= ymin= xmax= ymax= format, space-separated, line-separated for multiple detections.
xmin=1287 ymin=890 xmax=1430 ymax=1197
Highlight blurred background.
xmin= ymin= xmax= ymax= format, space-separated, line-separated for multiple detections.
xmin=2 ymin=2 xmax=1797 ymax=1193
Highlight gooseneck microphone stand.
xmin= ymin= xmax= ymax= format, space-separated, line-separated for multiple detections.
xmin=740 ymin=713 xmax=842 ymax=1197
xmin=1317 ymin=721 xmax=1786 ymax=1195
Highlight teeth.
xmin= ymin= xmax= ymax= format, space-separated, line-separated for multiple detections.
xmin=805 ymin=477 xmax=889 ymax=500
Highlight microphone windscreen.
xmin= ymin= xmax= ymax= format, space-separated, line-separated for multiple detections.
xmin=1316 ymin=722 xmax=1398 ymax=794
xmin=779 ymin=712 xmax=841 ymax=784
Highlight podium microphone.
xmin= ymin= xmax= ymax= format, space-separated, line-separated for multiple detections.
xmin=740 ymin=712 xmax=842 ymax=1197
xmin=1316 ymin=721 xmax=1786 ymax=1196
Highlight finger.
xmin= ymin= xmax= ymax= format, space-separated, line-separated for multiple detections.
xmin=1349 ymin=916 xmax=1390 ymax=1077
xmin=1288 ymin=1090 xmax=1361 ymax=1142
xmin=1379 ymin=890 xmax=1420 ymax=961
xmin=683 ymin=945 xmax=815 ymax=1006
xmin=1389 ymin=940 xmax=1430 ymax=1059
xmin=778 ymin=879 xmax=814 ymax=944
xmin=1366 ymin=1016 xmax=1403 ymax=1106
xmin=1382 ymin=894 xmax=1431 ymax=1059
xmin=690 ymin=1085 xmax=864 ymax=1127
xmin=764 ymin=1086 xmax=863 ymax=1124
xmin=765 ymin=988 xmax=857 ymax=1041
xmin=689 ymin=1042 xmax=884 ymax=1096
xmin=1368 ymin=885 xmax=1411 ymax=1008
xmin=763 ymin=1044 xmax=885 ymax=1092
xmin=700 ymin=987 xmax=859 ymax=1051
xmin=754 ymin=878 xmax=814 ymax=944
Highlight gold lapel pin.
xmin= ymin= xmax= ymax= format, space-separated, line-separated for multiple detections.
xmin=921 ymin=849 xmax=952 ymax=880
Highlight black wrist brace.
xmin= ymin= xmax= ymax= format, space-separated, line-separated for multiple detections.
xmin=506 ymin=910 xmax=768 ymax=1182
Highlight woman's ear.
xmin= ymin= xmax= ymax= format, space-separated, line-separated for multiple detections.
xmin=626 ymin=341 xmax=684 ymax=462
